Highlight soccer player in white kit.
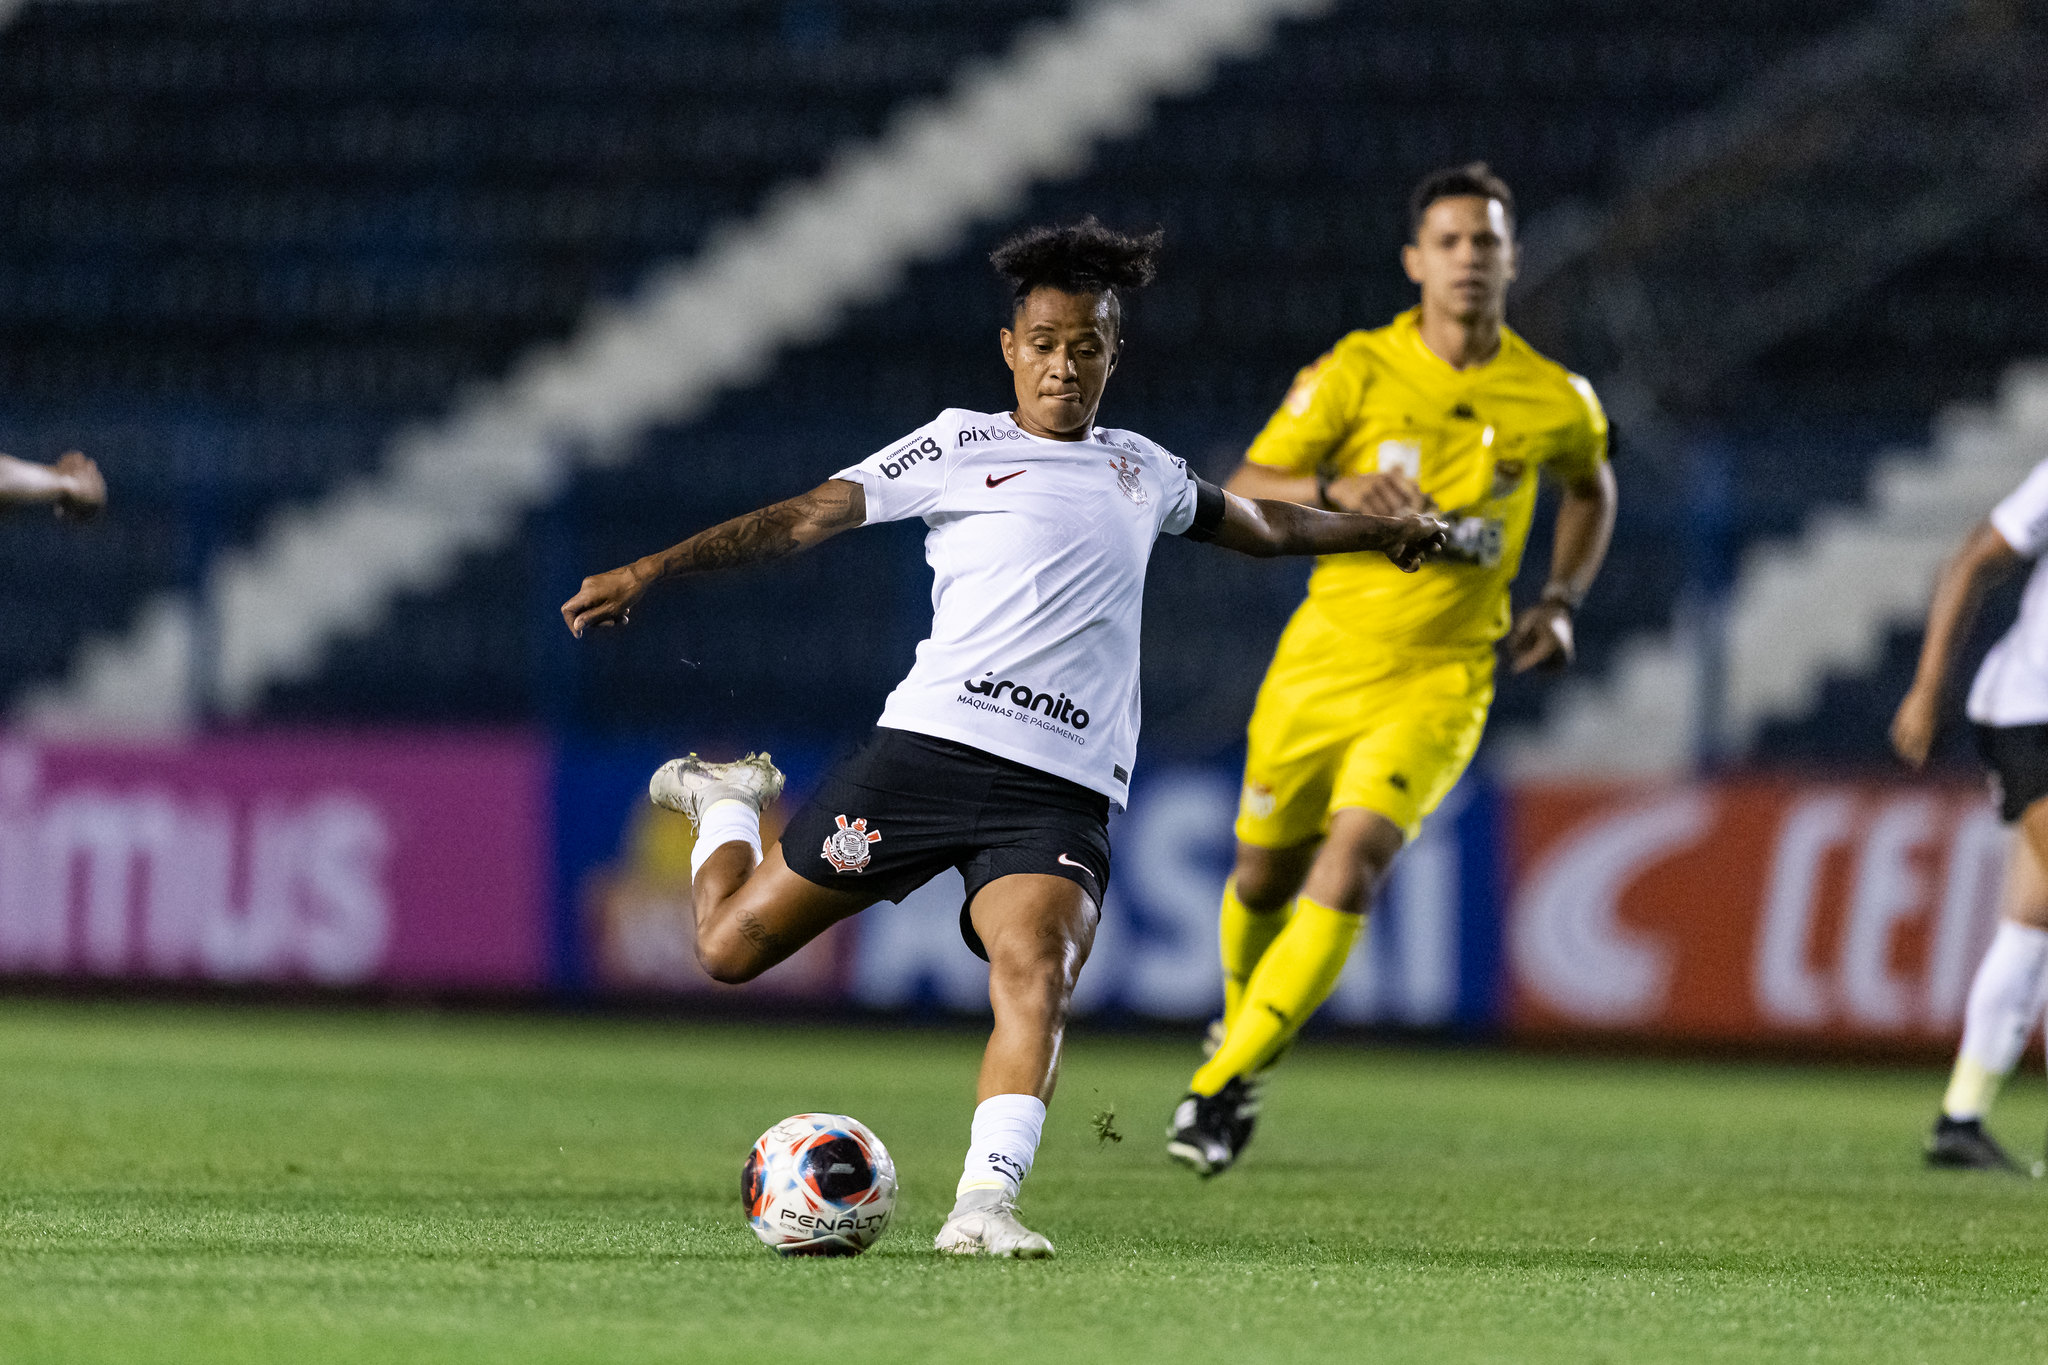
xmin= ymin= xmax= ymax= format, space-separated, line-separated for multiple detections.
xmin=561 ymin=220 xmax=1448 ymax=1254
xmin=1895 ymin=457 xmax=2048 ymax=1171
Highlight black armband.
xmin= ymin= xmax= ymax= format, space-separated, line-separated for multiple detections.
xmin=1182 ymin=476 xmax=1227 ymax=543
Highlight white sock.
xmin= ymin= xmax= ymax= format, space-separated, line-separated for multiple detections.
xmin=954 ymin=1094 xmax=1047 ymax=1203
xmin=1943 ymin=921 xmax=2048 ymax=1119
xmin=689 ymin=798 xmax=763 ymax=879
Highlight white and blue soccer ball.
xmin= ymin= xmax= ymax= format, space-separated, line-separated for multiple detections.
xmin=741 ymin=1113 xmax=897 ymax=1257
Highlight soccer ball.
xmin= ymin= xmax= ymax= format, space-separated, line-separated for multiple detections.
xmin=741 ymin=1113 xmax=898 ymax=1256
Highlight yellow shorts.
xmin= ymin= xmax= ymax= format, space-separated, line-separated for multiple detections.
xmin=1235 ymin=602 xmax=1493 ymax=848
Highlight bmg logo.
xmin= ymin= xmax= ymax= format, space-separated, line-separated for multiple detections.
xmin=880 ymin=436 xmax=943 ymax=479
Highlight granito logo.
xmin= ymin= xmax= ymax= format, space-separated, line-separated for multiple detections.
xmin=957 ymin=425 xmax=1027 ymax=446
xmin=963 ymin=673 xmax=1089 ymax=729
xmin=879 ymin=435 xmax=942 ymax=479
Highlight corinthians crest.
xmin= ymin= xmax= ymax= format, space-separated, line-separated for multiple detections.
xmin=821 ymin=814 xmax=881 ymax=873
xmin=1108 ymin=454 xmax=1148 ymax=506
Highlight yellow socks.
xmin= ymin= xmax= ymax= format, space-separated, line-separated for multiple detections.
xmin=1191 ymin=896 xmax=1361 ymax=1096
xmin=1941 ymin=1057 xmax=2005 ymax=1122
xmin=1218 ymin=879 xmax=1293 ymax=1029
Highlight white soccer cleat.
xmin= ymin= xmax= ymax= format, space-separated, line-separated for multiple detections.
xmin=933 ymin=1190 xmax=1054 ymax=1259
xmin=647 ymin=751 xmax=785 ymax=827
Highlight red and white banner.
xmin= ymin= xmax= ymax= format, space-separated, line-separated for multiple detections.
xmin=1507 ymin=779 xmax=2006 ymax=1044
xmin=0 ymin=734 xmax=551 ymax=990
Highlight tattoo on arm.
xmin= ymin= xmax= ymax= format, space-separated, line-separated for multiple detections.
xmin=652 ymin=480 xmax=865 ymax=580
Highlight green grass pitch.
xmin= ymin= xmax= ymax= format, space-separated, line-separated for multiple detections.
xmin=1 ymin=1001 xmax=2044 ymax=1364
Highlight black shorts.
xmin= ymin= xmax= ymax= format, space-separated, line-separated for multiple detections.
xmin=1976 ymin=723 xmax=2048 ymax=822
xmin=780 ymin=728 xmax=1112 ymax=960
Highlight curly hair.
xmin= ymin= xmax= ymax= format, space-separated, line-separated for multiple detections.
xmin=989 ymin=217 xmax=1162 ymax=330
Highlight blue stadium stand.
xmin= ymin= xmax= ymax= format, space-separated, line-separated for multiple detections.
xmin=10 ymin=0 xmax=2044 ymax=768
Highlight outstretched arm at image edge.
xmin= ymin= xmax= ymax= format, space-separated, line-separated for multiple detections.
xmin=1891 ymin=520 xmax=2022 ymax=767
xmin=0 ymin=451 xmax=105 ymax=517
xmin=561 ymin=478 xmax=867 ymax=636
xmin=1205 ymin=487 xmax=1447 ymax=570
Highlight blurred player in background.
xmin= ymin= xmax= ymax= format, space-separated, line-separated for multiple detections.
xmin=1168 ymin=164 xmax=1619 ymax=1175
xmin=0 ymin=449 xmax=103 ymax=518
xmin=1894 ymin=459 xmax=2048 ymax=1172
xmin=563 ymin=220 xmax=1446 ymax=1255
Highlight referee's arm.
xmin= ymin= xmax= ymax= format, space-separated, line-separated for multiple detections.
xmin=1225 ymin=459 xmax=1434 ymax=518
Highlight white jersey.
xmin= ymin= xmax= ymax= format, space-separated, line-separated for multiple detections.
xmin=832 ymin=408 xmax=1203 ymax=804
xmin=1969 ymin=459 xmax=2048 ymax=726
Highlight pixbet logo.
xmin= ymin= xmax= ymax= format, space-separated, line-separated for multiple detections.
xmin=880 ymin=435 xmax=942 ymax=479
xmin=958 ymin=425 xmax=1027 ymax=446
xmin=962 ymin=674 xmax=1090 ymax=729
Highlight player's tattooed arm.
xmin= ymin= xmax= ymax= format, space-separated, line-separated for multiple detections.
xmin=561 ymin=479 xmax=866 ymax=636
xmin=1209 ymin=490 xmax=1448 ymax=572
xmin=652 ymin=478 xmax=866 ymax=576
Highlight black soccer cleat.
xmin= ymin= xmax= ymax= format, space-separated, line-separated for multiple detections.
xmin=1924 ymin=1115 xmax=2024 ymax=1173
xmin=1166 ymin=1075 xmax=1262 ymax=1177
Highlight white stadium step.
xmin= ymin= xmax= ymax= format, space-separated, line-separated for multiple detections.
xmin=1500 ymin=360 xmax=2048 ymax=778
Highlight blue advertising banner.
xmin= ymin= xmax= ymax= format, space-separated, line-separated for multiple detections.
xmin=553 ymin=739 xmax=1504 ymax=1029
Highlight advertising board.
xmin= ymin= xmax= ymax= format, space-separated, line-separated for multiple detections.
xmin=564 ymin=746 xmax=1499 ymax=1027
xmin=0 ymin=734 xmax=551 ymax=990
xmin=1506 ymin=778 xmax=2003 ymax=1045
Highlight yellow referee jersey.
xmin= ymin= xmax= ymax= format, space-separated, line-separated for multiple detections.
xmin=1246 ymin=307 xmax=1607 ymax=653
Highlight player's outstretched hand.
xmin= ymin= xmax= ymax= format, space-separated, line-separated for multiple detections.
xmin=1507 ymin=600 xmax=1574 ymax=673
xmin=1380 ymin=512 xmax=1448 ymax=573
xmin=561 ymin=563 xmax=651 ymax=637
xmin=52 ymin=451 xmax=104 ymax=520
xmin=1889 ymin=684 xmax=1938 ymax=769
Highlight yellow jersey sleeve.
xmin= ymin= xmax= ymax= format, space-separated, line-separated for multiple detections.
xmin=1243 ymin=341 xmax=1369 ymax=473
xmin=1544 ymin=372 xmax=1609 ymax=484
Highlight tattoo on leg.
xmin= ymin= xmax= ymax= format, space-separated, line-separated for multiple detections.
xmin=735 ymin=910 xmax=780 ymax=952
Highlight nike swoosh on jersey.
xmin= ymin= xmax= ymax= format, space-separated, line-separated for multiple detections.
xmin=985 ymin=470 xmax=1027 ymax=487
xmin=1056 ymin=852 xmax=1095 ymax=881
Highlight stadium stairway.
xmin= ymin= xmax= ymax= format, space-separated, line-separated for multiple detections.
xmin=0 ymin=0 xmax=1081 ymax=725
xmin=1498 ymin=361 xmax=2048 ymax=777
xmin=146 ymin=0 xmax=1876 ymax=747
xmin=14 ymin=0 xmax=1339 ymax=734
xmin=22 ymin=0 xmax=2021 ymax=765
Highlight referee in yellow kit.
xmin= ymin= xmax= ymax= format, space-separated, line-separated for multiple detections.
xmin=1169 ymin=164 xmax=1619 ymax=1175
